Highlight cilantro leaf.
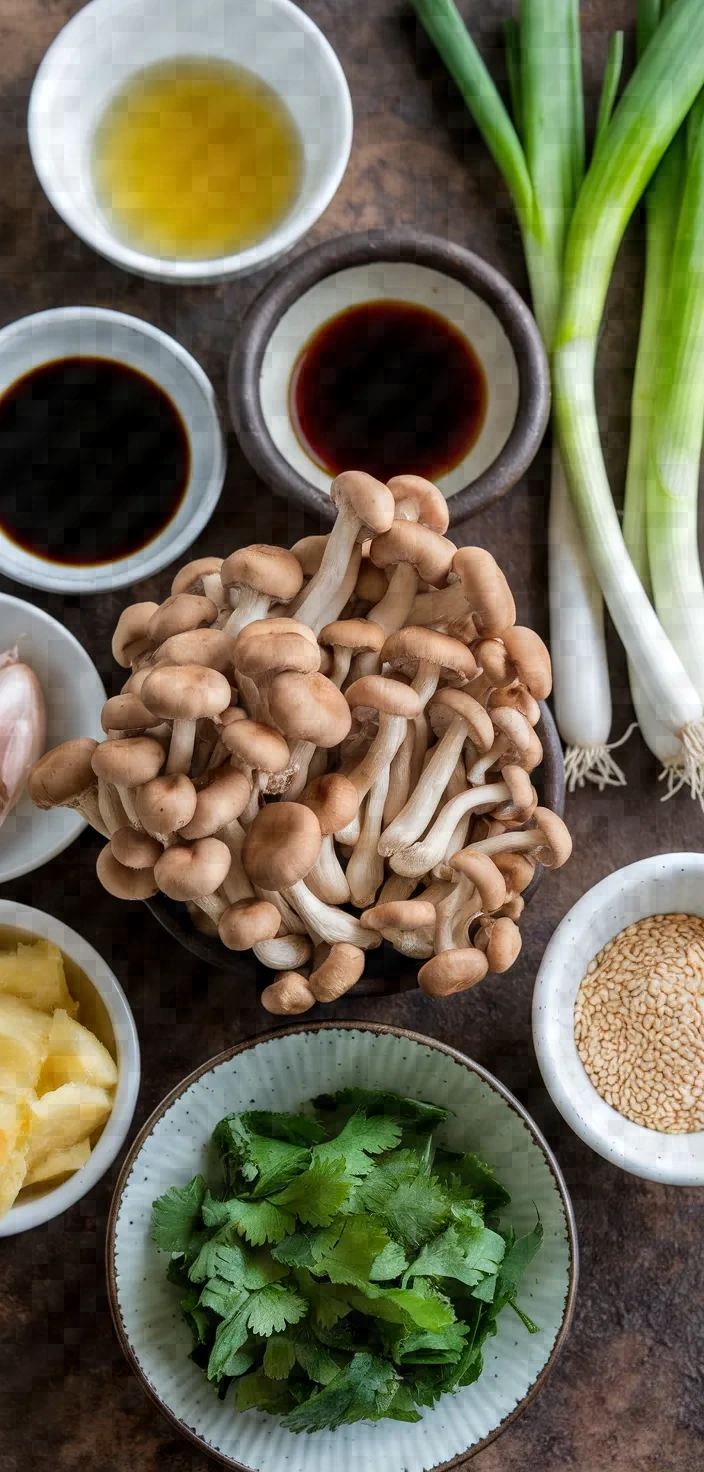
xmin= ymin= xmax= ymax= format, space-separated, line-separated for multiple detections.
xmin=241 ymin=1110 xmax=326 ymax=1145
xmin=201 ymin=1191 xmax=294 ymax=1245
xmin=262 ymin=1332 xmax=297 ymax=1380
xmin=151 ymin=1175 xmax=206 ymax=1254
xmin=282 ymin=1352 xmax=401 ymax=1432
xmin=213 ymin=1116 xmax=310 ymax=1196
xmin=199 ymin=1276 xmax=246 ymax=1318
xmin=177 ymin=1284 xmax=211 ymax=1347
xmin=245 ymin=1283 xmax=309 ymax=1338
xmin=357 ymin=1153 xmax=449 ymax=1249
xmin=497 ymin=1221 xmax=544 ymax=1301
xmin=271 ymin=1221 xmax=344 ymax=1268
xmin=295 ymin=1268 xmax=354 ymax=1330
xmin=235 ymin=1370 xmax=296 ymax=1415
xmin=394 ymin=1319 xmax=470 ymax=1365
xmin=263 ymin=1324 xmax=341 ymax=1385
xmin=207 ymin=1296 xmax=251 ymax=1379
xmin=407 ymin=1223 xmax=505 ymax=1288
xmin=314 ymin=1111 xmax=402 ymax=1178
xmin=434 ymin=1151 xmax=511 ymax=1211
xmin=312 ymin=1214 xmax=390 ymax=1289
xmin=271 ymin=1157 xmax=352 ymax=1226
xmin=369 ymin=1240 xmax=408 ymax=1281
xmin=386 ymin=1383 xmax=422 ymax=1423
xmin=348 ymin=1283 xmax=454 ymax=1332
xmin=315 ymin=1089 xmax=448 ymax=1127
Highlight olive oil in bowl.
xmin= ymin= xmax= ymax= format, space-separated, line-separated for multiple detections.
xmin=93 ymin=57 xmax=303 ymax=260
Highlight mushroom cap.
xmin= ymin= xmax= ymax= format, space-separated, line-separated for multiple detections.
xmin=261 ymin=971 xmax=316 ymax=1014
xmin=475 ymin=637 xmax=511 ymax=686
xmin=495 ymin=765 xmax=537 ymax=820
xmin=354 ymin=559 xmax=389 ymax=605
xmin=147 ymin=594 xmax=217 ymax=644
xmin=386 ymin=474 xmax=449 ymax=533
xmin=450 ymin=850 xmax=506 ymax=912
xmin=476 ymin=915 xmax=522 ymax=972
xmin=490 ymin=706 xmax=535 ymax=758
xmin=360 ymin=898 xmax=436 ymax=932
xmin=134 ymin=772 xmax=198 ymax=837
xmin=488 ymin=685 xmax=541 ymax=727
xmin=221 ymin=544 xmax=303 ymax=601
xmin=450 ymin=547 xmax=516 ymax=636
xmin=222 ymin=718 xmax=290 ymax=773
xmin=493 ymin=851 xmax=535 ymax=894
xmin=243 ymin=802 xmax=322 ymax=888
xmin=234 ymin=626 xmax=321 ymax=678
xmin=110 ymin=826 xmax=163 ymax=869
xmin=28 ymin=737 xmax=99 ymax=809
xmin=218 ymin=898 xmax=281 ymax=950
xmin=428 ymin=688 xmax=495 ymax=752
xmin=153 ymin=628 xmax=235 ymax=676
xmin=268 ymin=671 xmax=352 ymax=748
xmin=111 ymin=603 xmax=159 ymax=667
xmin=308 ymin=942 xmax=365 ymax=1001
xmin=501 ymin=626 xmax=552 ymax=700
xmin=101 ymin=693 xmax=160 ymax=733
xmin=91 ymin=735 xmax=165 ymax=787
xmin=236 ymin=616 xmax=319 ymax=650
xmin=290 ymin=534 xmax=329 ymax=577
xmin=301 ymin=773 xmax=359 ymax=835
xmin=530 ymin=808 xmax=572 ymax=868
xmin=319 ymin=618 xmax=385 ymax=656
xmin=418 ymin=947 xmax=489 ymax=996
xmin=171 ymin=556 xmax=223 ymax=596
xmin=154 ymin=836 xmax=231 ymax=900
xmin=179 ymin=766 xmax=252 ymax=840
xmin=330 ymin=470 xmax=395 ymax=537
xmin=141 ymin=664 xmax=232 ymax=721
xmin=382 ymin=627 xmax=478 ymax=683
xmin=370 ymin=522 xmax=455 ymax=586
xmin=345 ymin=675 xmax=422 ymax=720
xmin=96 ymin=844 xmax=158 ymax=900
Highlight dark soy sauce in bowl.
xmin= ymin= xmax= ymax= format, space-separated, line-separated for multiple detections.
xmin=0 ymin=357 xmax=190 ymax=566
xmin=289 ymin=299 xmax=487 ymax=482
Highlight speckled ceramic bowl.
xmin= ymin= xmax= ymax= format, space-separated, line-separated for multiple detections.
xmin=107 ymin=1022 xmax=577 ymax=1471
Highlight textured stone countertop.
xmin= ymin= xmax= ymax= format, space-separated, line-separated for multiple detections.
xmin=0 ymin=2 xmax=702 ymax=1469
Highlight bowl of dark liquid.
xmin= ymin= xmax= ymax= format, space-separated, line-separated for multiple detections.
xmin=228 ymin=229 xmax=550 ymax=528
xmin=0 ymin=307 xmax=225 ymax=593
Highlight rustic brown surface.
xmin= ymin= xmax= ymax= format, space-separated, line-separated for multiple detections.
xmin=0 ymin=1 xmax=702 ymax=1469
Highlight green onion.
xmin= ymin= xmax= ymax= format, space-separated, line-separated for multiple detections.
xmin=554 ymin=0 xmax=704 ymax=795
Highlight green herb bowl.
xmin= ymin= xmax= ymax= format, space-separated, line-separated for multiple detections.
xmin=106 ymin=1023 xmax=576 ymax=1470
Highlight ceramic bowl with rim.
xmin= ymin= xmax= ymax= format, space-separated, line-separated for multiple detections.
xmin=0 ymin=900 xmax=140 ymax=1236
xmin=228 ymin=231 xmax=551 ymax=528
xmin=533 ymin=852 xmax=704 ymax=1186
xmin=0 ymin=593 xmax=105 ymax=883
xmin=107 ymin=1021 xmax=577 ymax=1472
xmin=144 ymin=701 xmax=565 ymax=991
xmin=0 ymin=307 xmax=225 ymax=593
xmin=28 ymin=0 xmax=353 ymax=285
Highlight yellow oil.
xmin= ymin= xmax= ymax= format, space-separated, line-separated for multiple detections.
xmin=93 ymin=57 xmax=303 ymax=260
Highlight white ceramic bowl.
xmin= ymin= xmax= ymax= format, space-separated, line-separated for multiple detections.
xmin=0 ymin=308 xmax=225 ymax=593
xmin=533 ymin=852 xmax=704 ymax=1186
xmin=107 ymin=1023 xmax=576 ymax=1472
xmin=28 ymin=0 xmax=353 ymax=285
xmin=0 ymin=900 xmax=140 ymax=1236
xmin=0 ymin=593 xmax=105 ymax=882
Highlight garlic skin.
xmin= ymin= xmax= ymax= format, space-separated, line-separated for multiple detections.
xmin=0 ymin=649 xmax=47 ymax=830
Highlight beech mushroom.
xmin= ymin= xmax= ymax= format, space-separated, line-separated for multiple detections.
xmin=418 ymin=946 xmax=489 ymax=997
xmin=91 ymin=735 xmax=165 ymax=825
xmin=101 ymin=692 xmax=161 ymax=735
xmin=379 ymin=688 xmax=493 ymax=858
xmin=445 ymin=849 xmax=507 ymax=950
xmin=154 ymin=836 xmax=231 ymax=921
xmin=345 ymin=764 xmax=390 ymax=909
xmin=134 ymin=772 xmax=198 ymax=844
xmin=140 ymin=664 xmax=231 ymax=775
xmin=488 ymin=684 xmax=541 ymax=727
xmin=267 ymin=670 xmax=352 ymax=798
xmin=353 ymin=557 xmax=388 ymax=609
xmin=96 ymin=843 xmax=158 ymax=900
xmin=255 ymin=933 xmax=313 ymax=970
xmin=171 ymin=555 xmax=225 ymax=607
xmin=466 ymin=707 xmax=542 ymax=785
xmin=409 ymin=546 xmax=516 ymax=640
xmin=261 ymin=970 xmax=316 ymax=1014
xmin=369 ymin=521 xmax=455 ymax=627
xmin=308 ymin=943 xmax=365 ymax=1002
xmin=341 ymin=676 xmax=423 ymax=824
xmin=290 ymin=534 xmax=329 ymax=578
xmin=28 ymin=737 xmax=108 ymax=836
xmin=389 ymin=772 xmax=528 ymax=879
xmin=179 ymin=765 xmax=251 ymax=840
xmin=242 ymin=803 xmax=376 ymax=949
xmin=482 ymin=626 xmax=552 ymax=702
xmin=147 ymin=593 xmax=217 ymax=645
xmin=293 ymin=471 xmax=395 ymax=633
xmin=233 ymin=618 xmax=321 ymax=724
xmin=318 ymin=618 xmax=385 ymax=687
xmin=467 ymin=806 xmax=573 ymax=868
xmin=381 ymin=627 xmax=478 ymax=709
xmin=301 ymin=774 xmax=358 ymax=905
xmin=221 ymin=717 xmax=290 ymax=823
xmin=151 ymin=627 xmax=235 ymax=676
xmin=110 ymin=826 xmax=162 ymax=869
xmin=221 ymin=544 xmax=304 ymax=636
xmin=111 ymin=602 xmax=159 ymax=668
xmin=360 ymin=896 xmax=436 ymax=960
xmin=218 ymin=898 xmax=281 ymax=951
xmin=473 ymin=914 xmax=522 ymax=972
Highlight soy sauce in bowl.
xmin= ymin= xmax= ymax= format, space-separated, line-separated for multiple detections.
xmin=0 ymin=357 xmax=190 ymax=566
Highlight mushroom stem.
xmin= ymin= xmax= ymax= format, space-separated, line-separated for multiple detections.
xmin=218 ymin=820 xmax=255 ymax=905
xmin=283 ymin=880 xmax=379 ymax=948
xmin=346 ymin=765 xmax=390 ymax=909
xmin=254 ymin=886 xmax=308 ymax=935
xmin=292 ymin=525 xmax=363 ymax=633
xmin=254 ymin=933 xmax=313 ymax=970
xmin=223 ymin=587 xmax=273 ymax=637
xmin=336 ymin=713 xmax=408 ymax=842
xmin=383 ymin=722 xmax=414 ymax=826
xmin=166 ymin=717 xmax=197 ymax=775
xmin=305 ymin=835 xmax=350 ymax=906
xmin=379 ymin=716 xmax=475 ymax=858
xmin=390 ymin=780 xmax=511 ymax=878
xmin=97 ymin=778 xmax=128 ymax=835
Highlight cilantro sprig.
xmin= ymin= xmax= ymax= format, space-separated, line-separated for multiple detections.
xmin=151 ymin=1089 xmax=542 ymax=1432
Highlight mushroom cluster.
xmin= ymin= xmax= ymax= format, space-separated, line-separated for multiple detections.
xmin=28 ymin=470 xmax=571 ymax=1014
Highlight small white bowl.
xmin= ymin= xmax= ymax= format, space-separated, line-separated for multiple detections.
xmin=0 ymin=900 xmax=140 ymax=1237
xmin=0 ymin=593 xmax=105 ymax=883
xmin=107 ymin=1023 xmax=575 ymax=1471
xmin=28 ymin=0 xmax=353 ymax=285
xmin=533 ymin=852 xmax=704 ymax=1186
xmin=0 ymin=307 xmax=225 ymax=593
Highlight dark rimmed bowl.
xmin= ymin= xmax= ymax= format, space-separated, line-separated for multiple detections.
xmin=106 ymin=1021 xmax=578 ymax=1471
xmin=228 ymin=229 xmax=550 ymax=528
xmin=144 ymin=700 xmax=565 ymax=998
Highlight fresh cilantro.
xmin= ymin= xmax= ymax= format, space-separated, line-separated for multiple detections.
xmin=369 ymin=1239 xmax=408 ymax=1281
xmin=314 ymin=1088 xmax=448 ymax=1127
xmin=151 ymin=1175 xmax=206 ymax=1253
xmin=213 ymin=1116 xmax=310 ymax=1196
xmin=357 ymin=1152 xmax=449 ymax=1249
xmin=349 ymin=1283 xmax=454 ymax=1332
xmin=271 ymin=1221 xmax=344 ymax=1268
xmin=241 ymin=1111 xmax=326 ymax=1145
xmin=282 ymin=1352 xmax=401 ymax=1432
xmin=295 ymin=1269 xmax=354 ymax=1330
xmin=263 ymin=1324 xmax=341 ymax=1385
xmin=202 ymin=1191 xmax=295 ymax=1245
xmin=313 ymin=1110 xmax=402 ymax=1177
xmin=434 ymin=1150 xmax=511 ymax=1211
xmin=271 ymin=1157 xmax=352 ymax=1226
xmin=386 ymin=1382 xmax=423 ymax=1423
xmin=235 ymin=1370 xmax=296 ymax=1415
xmin=406 ymin=1223 xmax=506 ymax=1289
xmin=312 ymin=1214 xmax=390 ymax=1289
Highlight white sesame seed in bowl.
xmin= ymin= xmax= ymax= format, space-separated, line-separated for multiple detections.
xmin=532 ymin=853 xmax=704 ymax=1185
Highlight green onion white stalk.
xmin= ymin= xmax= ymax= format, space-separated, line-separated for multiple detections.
xmin=410 ymin=0 xmax=628 ymax=790
xmin=554 ymin=0 xmax=704 ymax=800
